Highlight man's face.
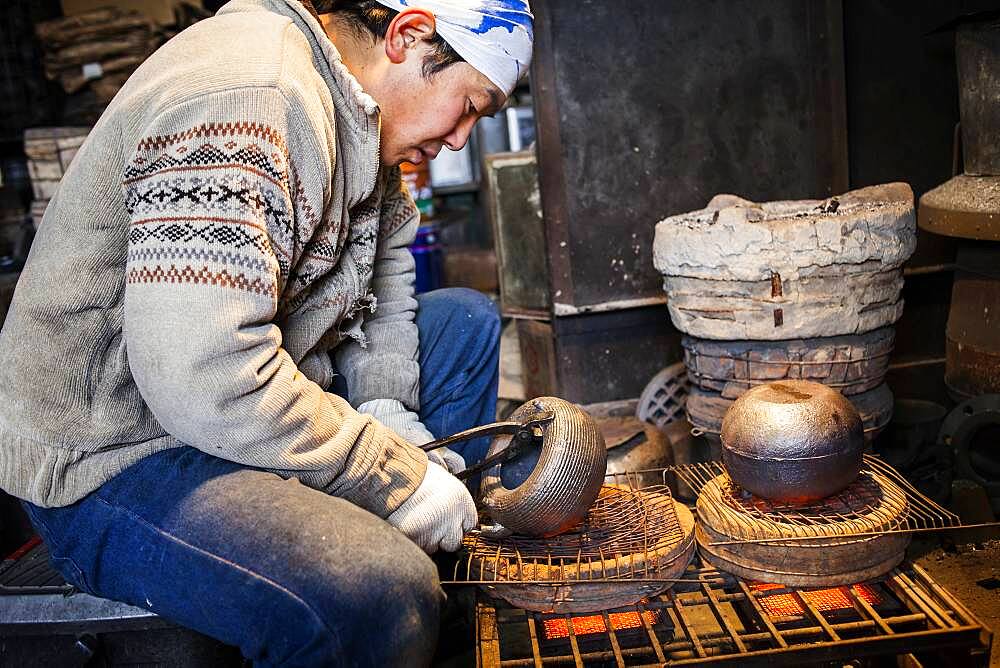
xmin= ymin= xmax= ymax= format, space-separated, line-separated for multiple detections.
xmin=377 ymin=55 xmax=505 ymax=167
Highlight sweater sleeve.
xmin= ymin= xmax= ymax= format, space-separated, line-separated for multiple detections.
xmin=335 ymin=168 xmax=422 ymax=411
xmin=121 ymin=86 xmax=426 ymax=517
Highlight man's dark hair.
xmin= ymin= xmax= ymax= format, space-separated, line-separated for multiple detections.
xmin=311 ymin=0 xmax=465 ymax=78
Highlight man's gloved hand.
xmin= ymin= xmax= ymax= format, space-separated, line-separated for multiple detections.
xmin=357 ymin=398 xmax=466 ymax=474
xmin=425 ymin=445 xmax=466 ymax=476
xmin=386 ymin=460 xmax=478 ymax=553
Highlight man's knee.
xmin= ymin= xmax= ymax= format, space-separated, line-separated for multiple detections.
xmin=422 ymin=287 xmax=500 ymax=334
xmin=254 ymin=535 xmax=440 ymax=665
xmin=365 ymin=536 xmax=442 ymax=620
xmin=283 ymin=538 xmax=441 ymax=665
xmin=369 ymin=542 xmax=443 ymax=663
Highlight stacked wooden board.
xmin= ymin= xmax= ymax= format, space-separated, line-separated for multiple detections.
xmin=34 ymin=8 xmax=156 ymax=124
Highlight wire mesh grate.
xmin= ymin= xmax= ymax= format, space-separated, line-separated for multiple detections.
xmin=455 ymin=475 xmax=691 ymax=584
xmin=672 ymin=454 xmax=962 ymax=546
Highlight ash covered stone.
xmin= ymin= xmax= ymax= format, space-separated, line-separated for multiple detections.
xmin=653 ymin=183 xmax=917 ymax=340
xmin=921 ymin=174 xmax=1000 ymax=213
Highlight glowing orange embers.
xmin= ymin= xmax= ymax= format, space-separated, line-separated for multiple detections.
xmin=541 ymin=610 xmax=661 ymax=640
xmin=752 ymin=582 xmax=882 ymax=618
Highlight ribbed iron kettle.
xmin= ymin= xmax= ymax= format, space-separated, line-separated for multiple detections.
xmin=480 ymin=397 xmax=608 ymax=537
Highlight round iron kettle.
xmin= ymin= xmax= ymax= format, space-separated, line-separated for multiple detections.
xmin=480 ymin=397 xmax=607 ymax=537
xmin=721 ymin=380 xmax=864 ymax=502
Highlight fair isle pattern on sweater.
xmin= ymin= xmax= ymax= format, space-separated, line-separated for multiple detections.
xmin=124 ymin=122 xmax=293 ymax=297
xmin=123 ymin=124 xmax=389 ymax=324
xmin=122 ymin=118 xmax=386 ymax=312
xmin=380 ymin=177 xmax=421 ymax=240
xmin=123 ymin=116 xmax=389 ymax=350
xmin=282 ymin=188 xmax=382 ymax=323
xmin=133 ymin=120 xmax=288 ymax=153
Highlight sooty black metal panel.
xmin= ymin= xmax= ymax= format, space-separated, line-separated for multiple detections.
xmin=531 ymin=0 xmax=847 ymax=310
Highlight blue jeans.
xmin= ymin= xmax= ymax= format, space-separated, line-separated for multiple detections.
xmin=22 ymin=288 xmax=500 ymax=667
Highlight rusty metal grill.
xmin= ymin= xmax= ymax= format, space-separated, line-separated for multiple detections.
xmin=683 ymin=347 xmax=894 ymax=391
xmin=476 ymin=560 xmax=994 ymax=667
xmin=454 ymin=474 xmax=689 ymax=584
xmin=751 ymin=582 xmax=882 ymax=618
xmin=672 ymin=455 xmax=963 ymax=546
xmin=540 ymin=611 xmax=662 ymax=640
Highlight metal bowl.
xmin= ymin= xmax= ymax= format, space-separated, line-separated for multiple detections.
xmin=721 ymin=380 xmax=864 ymax=502
xmin=480 ymin=397 xmax=607 ymax=536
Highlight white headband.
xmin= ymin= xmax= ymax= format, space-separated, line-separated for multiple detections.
xmin=373 ymin=0 xmax=534 ymax=97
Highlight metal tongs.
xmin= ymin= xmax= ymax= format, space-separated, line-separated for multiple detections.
xmin=420 ymin=410 xmax=555 ymax=480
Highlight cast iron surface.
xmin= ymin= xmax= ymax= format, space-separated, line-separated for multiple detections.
xmin=919 ymin=176 xmax=1000 ymax=241
xmin=635 ymin=361 xmax=689 ymax=428
xmin=957 ymin=18 xmax=1000 ymax=174
xmin=480 ymin=397 xmax=607 ymax=537
xmin=882 ymin=399 xmax=948 ymax=471
xmin=0 ymin=538 xmax=71 ymax=595
xmin=604 ymin=423 xmax=674 ymax=490
xmin=687 ymin=383 xmax=894 ymax=444
xmin=721 ymin=380 xmax=864 ymax=502
xmin=515 ymin=307 xmax=684 ymax=406
xmin=941 ymin=393 xmax=1000 ymax=512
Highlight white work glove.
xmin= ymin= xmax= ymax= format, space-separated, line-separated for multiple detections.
xmin=357 ymin=398 xmax=466 ymax=474
xmin=426 ymin=444 xmax=466 ymax=475
xmin=386 ymin=460 xmax=478 ymax=553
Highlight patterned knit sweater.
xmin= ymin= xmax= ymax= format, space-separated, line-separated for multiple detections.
xmin=0 ymin=0 xmax=429 ymax=515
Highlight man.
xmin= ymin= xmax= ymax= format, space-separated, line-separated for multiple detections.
xmin=0 ymin=0 xmax=533 ymax=664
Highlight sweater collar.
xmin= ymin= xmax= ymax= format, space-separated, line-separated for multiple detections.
xmin=216 ymin=0 xmax=382 ymax=176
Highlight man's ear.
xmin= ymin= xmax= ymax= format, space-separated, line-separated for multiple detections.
xmin=384 ymin=9 xmax=438 ymax=64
